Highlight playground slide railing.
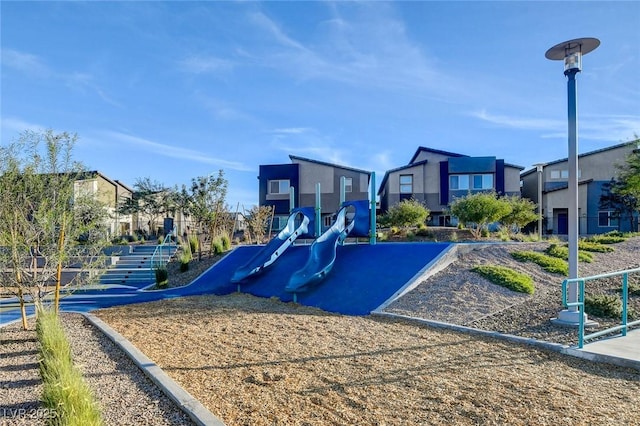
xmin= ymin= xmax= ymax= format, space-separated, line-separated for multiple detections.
xmin=561 ymin=267 xmax=640 ymax=348
xmin=149 ymin=227 xmax=177 ymax=280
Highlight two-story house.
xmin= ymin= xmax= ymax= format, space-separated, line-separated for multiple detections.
xmin=258 ymin=155 xmax=372 ymax=232
xmin=520 ymin=141 xmax=638 ymax=235
xmin=378 ymin=147 xmax=523 ymax=226
xmin=73 ymin=171 xmax=134 ymax=237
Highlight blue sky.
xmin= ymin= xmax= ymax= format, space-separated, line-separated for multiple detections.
xmin=2 ymin=1 xmax=639 ymax=208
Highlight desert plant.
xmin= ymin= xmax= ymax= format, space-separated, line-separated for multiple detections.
xmin=585 ymin=235 xmax=626 ymax=244
xmin=36 ymin=308 xmax=103 ymax=425
xmin=584 ymin=294 xmax=626 ymax=319
xmin=178 ymin=243 xmax=192 ymax=272
xmin=448 ymin=191 xmax=512 ymax=239
xmin=511 ymin=251 xmax=568 ymax=275
xmin=155 ymin=266 xmax=168 ymax=288
xmin=188 ymin=235 xmax=199 ymax=254
xmin=449 ymin=232 xmax=458 ymax=242
xmin=220 ymin=233 xmax=231 ymax=251
xmin=377 ymin=231 xmax=388 ymax=241
xmin=472 ymin=265 xmax=535 ymax=294
xmin=545 ymin=244 xmax=593 ymax=263
xmin=212 ymin=237 xmax=224 ymax=255
xmin=578 ymin=241 xmax=615 ymax=253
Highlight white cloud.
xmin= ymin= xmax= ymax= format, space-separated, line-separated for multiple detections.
xmin=179 ymin=55 xmax=234 ymax=74
xmin=471 ymin=109 xmax=564 ymax=131
xmin=1 ymin=116 xmax=47 ymax=137
xmin=245 ymin=5 xmax=459 ymax=99
xmin=104 ymin=131 xmax=252 ymax=171
xmin=1 ymin=49 xmax=49 ymax=75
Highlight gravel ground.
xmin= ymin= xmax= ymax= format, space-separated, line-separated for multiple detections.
xmin=0 ymin=319 xmax=45 ymax=426
xmin=387 ymin=238 xmax=640 ymax=346
xmin=0 ymin=315 xmax=195 ymax=426
xmin=2 ymin=237 xmax=639 ymax=425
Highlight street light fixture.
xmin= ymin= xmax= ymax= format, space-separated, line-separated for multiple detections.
xmin=545 ymin=37 xmax=600 ymax=326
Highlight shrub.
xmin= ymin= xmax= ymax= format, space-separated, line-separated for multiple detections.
xmin=188 ymin=235 xmax=199 ymax=254
xmin=212 ymin=238 xmax=224 ymax=255
xmin=155 ymin=266 xmax=168 ymax=288
xmin=472 ymin=265 xmax=535 ymax=294
xmin=618 ymin=283 xmax=640 ymax=297
xmin=220 ymin=233 xmax=231 ymax=251
xmin=585 ymin=235 xmax=626 ymax=244
xmin=585 ymin=294 xmax=624 ymax=319
xmin=178 ymin=243 xmax=191 ymax=273
xmin=545 ymin=244 xmax=593 ymax=263
xmin=415 ymin=226 xmax=432 ymax=237
xmin=36 ymin=309 xmax=102 ymax=425
xmin=377 ymin=231 xmax=388 ymax=241
xmin=511 ymin=251 xmax=568 ymax=275
xmin=578 ymin=241 xmax=615 ymax=253
xmin=449 ymin=231 xmax=458 ymax=242
xmin=379 ymin=199 xmax=430 ymax=228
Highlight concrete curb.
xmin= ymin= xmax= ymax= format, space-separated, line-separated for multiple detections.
xmin=371 ymin=311 xmax=640 ymax=372
xmin=82 ymin=312 xmax=226 ymax=426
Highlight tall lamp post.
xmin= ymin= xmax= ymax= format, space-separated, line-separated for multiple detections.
xmin=546 ymin=37 xmax=599 ymax=325
xmin=534 ymin=163 xmax=545 ymax=239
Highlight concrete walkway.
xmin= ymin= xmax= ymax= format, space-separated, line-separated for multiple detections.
xmin=578 ymin=328 xmax=640 ymax=370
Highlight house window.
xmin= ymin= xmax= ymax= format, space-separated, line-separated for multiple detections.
xmin=272 ymin=215 xmax=288 ymax=231
xmin=550 ymin=169 xmax=580 ymax=179
xmin=598 ymin=211 xmax=618 ymax=227
xmin=323 ymin=215 xmax=333 ymax=228
xmin=449 ymin=174 xmax=469 ymax=190
xmin=344 ymin=177 xmax=353 ymax=193
xmin=268 ymin=179 xmax=290 ymax=195
xmin=399 ymin=175 xmax=413 ymax=194
xmin=472 ymin=174 xmax=494 ymax=190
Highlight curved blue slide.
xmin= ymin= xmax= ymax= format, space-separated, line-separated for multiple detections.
xmin=231 ymin=207 xmax=313 ymax=283
xmin=285 ymin=206 xmax=355 ymax=293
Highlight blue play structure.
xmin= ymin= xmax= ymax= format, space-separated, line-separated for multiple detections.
xmin=231 ymin=207 xmax=314 ymax=283
xmin=286 ymin=200 xmax=370 ymax=294
xmin=0 ymin=172 xmax=452 ymax=324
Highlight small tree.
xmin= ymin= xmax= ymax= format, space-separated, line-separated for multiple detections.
xmin=609 ymin=138 xmax=640 ymax=231
xmin=449 ymin=192 xmax=512 ymax=239
xmin=0 ymin=130 xmax=108 ymax=328
xmin=500 ymin=195 xmax=539 ymax=236
xmin=380 ymin=199 xmax=430 ymax=228
xmin=244 ymin=205 xmax=273 ymax=244
xmin=118 ymin=177 xmax=167 ymax=237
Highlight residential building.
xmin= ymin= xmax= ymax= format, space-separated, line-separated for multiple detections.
xmin=73 ymin=171 xmax=134 ymax=237
xmin=258 ymin=155 xmax=372 ymax=232
xmin=521 ymin=141 xmax=639 ymax=235
xmin=378 ymin=147 xmax=523 ymax=226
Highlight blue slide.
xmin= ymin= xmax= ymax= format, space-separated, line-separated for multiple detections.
xmin=231 ymin=207 xmax=313 ymax=283
xmin=285 ymin=206 xmax=355 ymax=293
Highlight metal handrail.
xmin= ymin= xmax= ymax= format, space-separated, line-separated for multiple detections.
xmin=149 ymin=226 xmax=177 ymax=279
xmin=562 ymin=267 xmax=640 ymax=348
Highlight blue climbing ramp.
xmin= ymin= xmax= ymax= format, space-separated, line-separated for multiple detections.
xmin=0 ymin=242 xmax=451 ymax=324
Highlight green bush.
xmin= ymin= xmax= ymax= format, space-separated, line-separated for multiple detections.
xmin=578 ymin=240 xmax=615 ymax=253
xmin=545 ymin=244 xmax=593 ymax=263
xmin=36 ymin=309 xmax=103 ymax=425
xmin=472 ymin=265 xmax=535 ymax=294
xmin=511 ymin=251 xmax=568 ymax=275
xmin=618 ymin=283 xmax=640 ymax=297
xmin=220 ymin=233 xmax=231 ymax=251
xmin=377 ymin=231 xmax=388 ymax=241
xmin=449 ymin=231 xmax=458 ymax=242
xmin=585 ymin=235 xmax=626 ymax=244
xmin=379 ymin=199 xmax=430 ymax=228
xmin=155 ymin=266 xmax=168 ymax=288
xmin=188 ymin=235 xmax=199 ymax=254
xmin=178 ymin=243 xmax=191 ymax=272
xmin=212 ymin=238 xmax=224 ymax=255
xmin=585 ymin=294 xmax=624 ymax=319
xmin=415 ymin=226 xmax=432 ymax=237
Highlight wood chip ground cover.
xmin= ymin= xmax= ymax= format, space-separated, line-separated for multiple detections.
xmin=96 ymin=294 xmax=640 ymax=425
